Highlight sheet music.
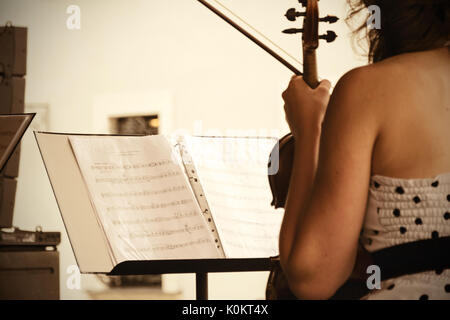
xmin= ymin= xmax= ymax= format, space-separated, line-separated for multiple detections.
xmin=183 ymin=136 xmax=284 ymax=258
xmin=171 ymin=136 xmax=227 ymax=257
xmin=69 ymin=135 xmax=220 ymax=263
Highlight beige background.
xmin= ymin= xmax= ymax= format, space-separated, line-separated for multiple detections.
xmin=0 ymin=0 xmax=366 ymax=299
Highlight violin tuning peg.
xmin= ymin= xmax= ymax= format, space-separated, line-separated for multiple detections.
xmin=284 ymin=8 xmax=305 ymax=21
xmin=319 ymin=30 xmax=337 ymax=43
xmin=282 ymin=28 xmax=304 ymax=34
xmin=319 ymin=15 xmax=339 ymax=24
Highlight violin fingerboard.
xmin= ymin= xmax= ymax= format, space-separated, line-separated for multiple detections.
xmin=302 ymin=49 xmax=319 ymax=89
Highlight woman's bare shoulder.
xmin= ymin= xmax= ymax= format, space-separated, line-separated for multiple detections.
xmin=335 ymin=62 xmax=404 ymax=98
xmin=336 ymin=49 xmax=449 ymax=102
xmin=325 ymin=60 xmax=414 ymax=140
xmin=331 ymin=57 xmax=423 ymax=116
xmin=329 ymin=64 xmax=394 ymax=117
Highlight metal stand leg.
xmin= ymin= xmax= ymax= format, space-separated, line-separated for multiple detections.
xmin=196 ymin=272 xmax=208 ymax=300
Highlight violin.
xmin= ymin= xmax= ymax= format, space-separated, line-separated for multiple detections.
xmin=266 ymin=0 xmax=372 ymax=300
xmin=268 ymin=0 xmax=337 ymax=209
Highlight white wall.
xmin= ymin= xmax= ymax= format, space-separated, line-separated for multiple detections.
xmin=0 ymin=0 xmax=366 ymax=299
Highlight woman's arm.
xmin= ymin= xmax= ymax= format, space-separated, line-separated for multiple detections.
xmin=279 ymin=69 xmax=382 ymax=299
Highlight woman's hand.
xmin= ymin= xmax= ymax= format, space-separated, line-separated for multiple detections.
xmin=282 ymin=76 xmax=332 ymax=138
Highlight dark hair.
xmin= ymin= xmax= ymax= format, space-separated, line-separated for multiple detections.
xmin=347 ymin=0 xmax=450 ymax=63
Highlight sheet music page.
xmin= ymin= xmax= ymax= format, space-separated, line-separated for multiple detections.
xmin=183 ymin=136 xmax=284 ymax=258
xmin=69 ymin=135 xmax=221 ymax=263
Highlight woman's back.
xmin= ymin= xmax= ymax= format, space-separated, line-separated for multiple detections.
xmin=356 ymin=48 xmax=450 ymax=299
xmin=278 ymin=0 xmax=450 ymax=300
xmin=369 ymin=47 xmax=450 ymax=179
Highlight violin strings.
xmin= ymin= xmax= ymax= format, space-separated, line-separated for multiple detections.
xmin=209 ymin=0 xmax=303 ymax=68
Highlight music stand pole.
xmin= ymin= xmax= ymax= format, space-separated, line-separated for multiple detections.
xmin=196 ymin=272 xmax=208 ymax=300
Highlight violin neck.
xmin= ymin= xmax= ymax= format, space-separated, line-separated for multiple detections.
xmin=302 ymin=48 xmax=319 ymax=89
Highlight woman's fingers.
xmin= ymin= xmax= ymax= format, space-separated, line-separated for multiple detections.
xmin=318 ymin=79 xmax=332 ymax=93
xmin=282 ymin=77 xmax=332 ymax=106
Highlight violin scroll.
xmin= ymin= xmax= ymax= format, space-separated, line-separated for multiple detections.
xmin=283 ymin=2 xmax=339 ymax=47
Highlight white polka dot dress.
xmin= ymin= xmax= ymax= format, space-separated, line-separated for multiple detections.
xmin=360 ymin=172 xmax=450 ymax=300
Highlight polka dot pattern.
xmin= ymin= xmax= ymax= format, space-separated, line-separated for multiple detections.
xmin=359 ymin=173 xmax=450 ymax=299
xmin=393 ymin=209 xmax=401 ymax=217
xmin=396 ymin=186 xmax=405 ymax=194
xmin=365 ymin=174 xmax=450 ymax=250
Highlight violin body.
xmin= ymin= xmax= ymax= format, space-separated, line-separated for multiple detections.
xmin=268 ymin=133 xmax=295 ymax=209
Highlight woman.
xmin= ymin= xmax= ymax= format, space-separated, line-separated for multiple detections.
xmin=279 ymin=0 xmax=450 ymax=299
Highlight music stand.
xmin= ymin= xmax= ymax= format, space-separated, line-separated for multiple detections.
xmin=108 ymin=258 xmax=272 ymax=300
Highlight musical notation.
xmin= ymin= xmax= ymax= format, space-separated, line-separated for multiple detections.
xmin=69 ymin=135 xmax=221 ymax=262
xmin=105 ymin=199 xmax=194 ymax=212
xmin=183 ymin=136 xmax=283 ymax=258
xmin=118 ymin=223 xmax=206 ymax=239
xmin=100 ymin=185 xmax=188 ymax=198
xmin=66 ymin=134 xmax=284 ymax=261
xmin=90 ymin=160 xmax=173 ymax=171
xmin=143 ymin=238 xmax=213 ymax=253
xmin=110 ymin=210 xmax=199 ymax=225
xmin=95 ymin=171 xmax=182 ymax=184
